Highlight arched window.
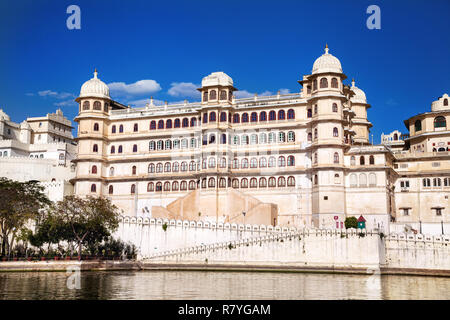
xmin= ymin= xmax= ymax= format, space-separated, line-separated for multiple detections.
xmin=259 ymin=177 xmax=267 ymax=188
xmin=164 ymin=162 xmax=171 ymax=172
xmin=360 ymin=156 xmax=365 ymax=165
xmin=209 ymin=90 xmax=217 ymax=100
xmin=242 ymin=113 xmax=249 ymax=123
xmin=93 ymin=101 xmax=101 ymax=110
xmin=179 ymin=118 xmax=187 ymax=128
xmin=164 ymin=182 xmax=170 ymax=191
xmin=393 ymin=133 xmax=398 ymax=140
xmin=307 ymin=133 xmax=312 ymax=142
xmin=434 ymin=116 xmax=446 ymax=128
xmin=260 ymin=111 xmax=267 ymax=121
xmin=351 ymin=156 xmax=355 ymax=165
xmin=242 ymin=135 xmax=249 ymax=145
xmin=233 ymin=114 xmax=240 ymax=123
xmin=250 ymin=178 xmax=257 ymax=188
xmin=331 ymin=78 xmax=338 ymax=88
xmin=313 ymin=79 xmax=317 ymax=91
xmin=147 ymin=182 xmax=154 ymax=192
xmin=250 ymin=134 xmax=258 ymax=145
xmin=111 ymin=125 xmax=116 ymax=134
xmin=156 ymin=182 xmax=162 ymax=192
xmin=232 ymin=158 xmax=239 ymax=169
xmin=150 ymin=121 xmax=156 ymax=130
xmin=119 ymin=124 xmax=124 ymax=133
xmin=287 ymin=176 xmax=295 ymax=187
xmin=320 ymin=78 xmax=328 ymax=88
xmin=118 ymin=145 xmax=123 ymax=153
xmin=156 ymin=163 xmax=163 ymax=173
xmin=203 ymin=91 xmax=208 ymax=102
xmin=148 ymin=163 xmax=155 ymax=173
xmin=287 ymin=156 xmax=295 ymax=166
xmin=278 ymin=156 xmax=286 ymax=167
xmin=332 ymin=103 xmax=338 ymax=112
xmin=314 ymin=128 xmax=318 ymax=140
xmin=172 ymin=181 xmax=179 ymax=191
xmin=208 ymin=178 xmax=216 ymax=188
xmin=278 ymin=110 xmax=285 ymax=120
xmin=307 ymin=108 xmax=312 ymax=118
xmin=268 ymin=156 xmax=276 ymax=167
xmin=287 ymin=109 xmax=295 ymax=120
xmin=188 ymin=180 xmax=196 ymax=190
xmin=423 ymin=178 xmax=431 ymax=187
xmin=149 ymin=141 xmax=155 ymax=151
xmin=233 ymin=135 xmax=240 ymax=145
xmin=217 ymin=90 xmax=226 ymax=100
xmin=278 ymin=132 xmax=286 ymax=143
xmin=108 ymin=185 xmax=113 ymax=195
xmin=278 ymin=177 xmax=286 ymax=187
xmin=369 ymin=173 xmax=377 ymax=186
xmin=220 ymin=112 xmax=227 ymax=122
xmin=268 ymin=132 xmax=276 ymax=143
xmin=207 ymin=112 xmax=215 ymax=123
xmin=91 ymin=165 xmax=97 ymax=174
xmin=359 ymin=174 xmax=367 ymax=187
xmin=181 ymin=162 xmax=187 ymax=171
xmin=131 ymin=166 xmax=137 ymax=175
xmin=93 ymin=144 xmax=98 ymax=152
xmin=250 ymin=158 xmax=258 ymax=168
xmin=91 ymin=184 xmax=96 ymax=193
xmin=165 ymin=140 xmax=172 ymax=150
xmin=189 ymin=161 xmax=196 ymax=171
xmin=333 ymin=152 xmax=339 ymax=164
xmin=157 ymin=120 xmax=164 ymax=129
xmin=133 ymin=123 xmax=138 ymax=132
xmin=221 ymin=133 xmax=227 ymax=144
xmin=218 ymin=178 xmax=226 ymax=188
xmin=269 ymin=111 xmax=276 ymax=121
xmin=111 ymin=146 xmax=115 ymax=154
xmin=369 ymin=155 xmax=375 ymax=165
xmin=166 ymin=119 xmax=172 ymax=129
xmin=333 ymin=127 xmax=339 ymax=137
xmin=172 ymin=162 xmax=179 ymax=172
xmin=268 ymin=177 xmax=276 ymax=187
xmin=251 ymin=112 xmax=258 ymax=122
xmin=220 ymin=157 xmax=227 ymax=168
xmin=433 ymin=178 xmax=441 ymax=187
xmin=190 ymin=117 xmax=196 ymax=127
xmin=180 ymin=181 xmax=187 ymax=191
xmin=174 ymin=119 xmax=181 ymax=128
xmin=83 ymin=101 xmax=90 ymax=110
xmin=208 ymin=157 xmax=216 ymax=168
xmin=287 ymin=131 xmax=295 ymax=142
xmin=241 ymin=178 xmax=248 ymax=188
xmin=256 ymin=157 xmax=265 ymax=168
xmin=259 ymin=133 xmax=267 ymax=144
xmin=444 ymin=98 xmax=448 ymax=106
xmin=208 ymin=134 xmax=216 ymax=144
xmin=232 ymin=179 xmax=239 ymax=189
xmin=241 ymin=158 xmax=249 ymax=169
xmin=414 ymin=120 xmax=422 ymax=132
xmin=93 ymin=123 xmax=99 ymax=131
xmin=109 ymin=167 xmax=115 ymax=176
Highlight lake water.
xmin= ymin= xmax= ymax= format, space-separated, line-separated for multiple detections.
xmin=0 ymin=270 xmax=449 ymax=300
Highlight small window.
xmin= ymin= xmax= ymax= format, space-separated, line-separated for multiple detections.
xmin=320 ymin=78 xmax=328 ymax=88
xmin=93 ymin=123 xmax=99 ymax=131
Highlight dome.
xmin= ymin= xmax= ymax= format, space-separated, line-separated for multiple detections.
xmin=79 ymin=69 xmax=110 ymax=99
xmin=201 ymin=71 xmax=233 ymax=87
xmin=0 ymin=109 xmax=10 ymax=121
xmin=312 ymin=45 xmax=343 ymax=75
xmin=350 ymin=79 xmax=367 ymax=104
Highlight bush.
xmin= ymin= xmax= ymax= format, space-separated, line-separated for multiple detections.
xmin=162 ymin=223 xmax=168 ymax=232
xmin=344 ymin=216 xmax=358 ymax=229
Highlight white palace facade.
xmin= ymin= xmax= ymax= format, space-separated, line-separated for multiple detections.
xmin=72 ymin=46 xmax=449 ymax=232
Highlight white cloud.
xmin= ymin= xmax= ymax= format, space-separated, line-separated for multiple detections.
xmin=235 ymin=88 xmax=292 ymax=99
xmin=128 ymin=98 xmax=165 ymax=108
xmin=54 ymin=100 xmax=77 ymax=107
xmin=108 ymin=80 xmax=161 ymax=96
xmin=279 ymin=88 xmax=291 ymax=94
xmin=38 ymin=90 xmax=74 ymax=99
xmin=168 ymin=82 xmax=200 ymax=98
xmin=386 ymin=98 xmax=399 ymax=107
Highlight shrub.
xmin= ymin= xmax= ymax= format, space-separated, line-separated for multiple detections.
xmin=344 ymin=216 xmax=358 ymax=229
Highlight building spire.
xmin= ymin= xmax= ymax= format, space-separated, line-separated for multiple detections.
xmin=325 ymin=43 xmax=329 ymax=54
xmin=352 ymin=78 xmax=355 ymax=87
xmin=94 ymin=68 xmax=98 ymax=79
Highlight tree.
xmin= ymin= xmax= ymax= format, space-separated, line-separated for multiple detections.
xmin=344 ymin=216 xmax=358 ymax=229
xmin=51 ymin=195 xmax=120 ymax=258
xmin=0 ymin=178 xmax=50 ymax=257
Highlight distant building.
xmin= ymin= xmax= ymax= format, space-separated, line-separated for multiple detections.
xmin=381 ymin=130 xmax=406 ymax=152
xmin=0 ymin=108 xmax=76 ymax=202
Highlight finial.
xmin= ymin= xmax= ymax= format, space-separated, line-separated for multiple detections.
xmin=325 ymin=43 xmax=329 ymax=54
xmin=351 ymin=78 xmax=355 ymax=87
xmin=94 ymin=68 xmax=98 ymax=79
xmin=150 ymin=96 xmax=154 ymax=106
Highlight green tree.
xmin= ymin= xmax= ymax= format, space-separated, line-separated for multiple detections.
xmin=344 ymin=216 xmax=358 ymax=229
xmin=51 ymin=195 xmax=120 ymax=258
xmin=0 ymin=178 xmax=50 ymax=257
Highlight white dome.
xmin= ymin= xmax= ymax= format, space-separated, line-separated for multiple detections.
xmin=350 ymin=79 xmax=367 ymax=104
xmin=79 ymin=69 xmax=110 ymax=99
xmin=0 ymin=109 xmax=10 ymax=121
xmin=201 ymin=71 xmax=233 ymax=87
xmin=312 ymin=45 xmax=343 ymax=75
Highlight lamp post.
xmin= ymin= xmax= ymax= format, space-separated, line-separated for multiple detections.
xmin=442 ymin=220 xmax=444 ymax=235
xmin=419 ymin=220 xmax=422 ymax=234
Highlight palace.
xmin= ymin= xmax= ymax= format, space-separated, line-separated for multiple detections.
xmin=72 ymin=46 xmax=449 ymax=232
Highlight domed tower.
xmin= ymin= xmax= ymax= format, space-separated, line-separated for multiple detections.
xmin=306 ymin=45 xmax=348 ymax=228
xmin=350 ymin=79 xmax=372 ymax=144
xmin=74 ymin=69 xmax=111 ymax=197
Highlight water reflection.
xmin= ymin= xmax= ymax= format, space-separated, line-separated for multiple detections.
xmin=0 ymin=271 xmax=449 ymax=300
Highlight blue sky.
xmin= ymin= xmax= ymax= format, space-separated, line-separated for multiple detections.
xmin=0 ymin=0 xmax=449 ymax=143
